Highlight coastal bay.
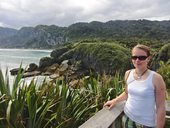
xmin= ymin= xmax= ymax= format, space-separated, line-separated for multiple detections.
xmin=0 ymin=48 xmax=51 ymax=85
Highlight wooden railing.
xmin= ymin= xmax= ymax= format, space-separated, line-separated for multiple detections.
xmin=79 ymin=101 xmax=170 ymax=128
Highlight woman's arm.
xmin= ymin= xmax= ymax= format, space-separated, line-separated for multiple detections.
xmin=103 ymin=70 xmax=130 ymax=109
xmin=153 ymin=73 xmax=166 ymax=128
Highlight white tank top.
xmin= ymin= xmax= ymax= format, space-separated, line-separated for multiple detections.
xmin=124 ymin=69 xmax=156 ymax=127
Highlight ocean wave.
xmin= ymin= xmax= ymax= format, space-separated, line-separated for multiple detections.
xmin=0 ymin=48 xmax=52 ymax=53
xmin=0 ymin=54 xmax=40 ymax=59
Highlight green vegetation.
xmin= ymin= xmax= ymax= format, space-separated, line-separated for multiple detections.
xmin=42 ymin=42 xmax=132 ymax=76
xmin=150 ymin=43 xmax=170 ymax=70
xmin=0 ymin=20 xmax=170 ymax=127
xmin=157 ymin=60 xmax=170 ymax=89
xmin=0 ymin=68 xmax=124 ymax=128
xmin=0 ymin=42 xmax=170 ymax=127
xmin=1 ymin=62 xmax=169 ymax=127
xmin=0 ymin=20 xmax=170 ymax=48
xmin=73 ymin=42 xmax=131 ymax=75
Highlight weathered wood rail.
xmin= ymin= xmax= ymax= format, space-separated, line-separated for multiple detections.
xmin=79 ymin=101 xmax=170 ymax=128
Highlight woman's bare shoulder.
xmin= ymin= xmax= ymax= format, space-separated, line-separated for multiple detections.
xmin=125 ymin=69 xmax=133 ymax=75
xmin=152 ymin=71 xmax=166 ymax=89
xmin=124 ymin=69 xmax=133 ymax=80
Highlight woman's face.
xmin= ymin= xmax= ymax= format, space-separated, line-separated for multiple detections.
xmin=131 ymin=47 xmax=149 ymax=69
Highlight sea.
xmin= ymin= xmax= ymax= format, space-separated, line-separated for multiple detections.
xmin=0 ymin=48 xmax=52 ymax=87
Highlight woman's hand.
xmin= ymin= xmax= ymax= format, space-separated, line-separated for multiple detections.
xmin=103 ymin=98 xmax=117 ymax=109
xmin=104 ymin=92 xmax=128 ymax=109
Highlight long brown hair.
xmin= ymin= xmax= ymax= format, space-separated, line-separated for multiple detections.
xmin=132 ymin=44 xmax=151 ymax=57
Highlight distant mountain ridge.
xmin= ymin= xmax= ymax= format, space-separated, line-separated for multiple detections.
xmin=0 ymin=19 xmax=170 ymax=48
xmin=0 ymin=27 xmax=17 ymax=39
xmin=0 ymin=25 xmax=67 ymax=48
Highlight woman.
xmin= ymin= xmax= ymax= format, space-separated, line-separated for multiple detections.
xmin=104 ymin=44 xmax=166 ymax=128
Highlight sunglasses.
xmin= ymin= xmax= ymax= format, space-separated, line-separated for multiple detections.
xmin=131 ymin=56 xmax=148 ymax=60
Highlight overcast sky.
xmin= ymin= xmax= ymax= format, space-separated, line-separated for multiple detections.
xmin=0 ymin=0 xmax=170 ymax=29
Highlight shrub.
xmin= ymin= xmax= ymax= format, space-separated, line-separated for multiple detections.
xmin=157 ymin=60 xmax=170 ymax=89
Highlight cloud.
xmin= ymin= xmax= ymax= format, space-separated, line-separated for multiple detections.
xmin=0 ymin=0 xmax=170 ymax=29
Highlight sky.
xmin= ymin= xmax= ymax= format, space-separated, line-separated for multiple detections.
xmin=0 ymin=0 xmax=170 ymax=29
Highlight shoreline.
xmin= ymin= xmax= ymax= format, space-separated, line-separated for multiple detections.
xmin=0 ymin=48 xmax=52 ymax=52
xmin=0 ymin=48 xmax=52 ymax=83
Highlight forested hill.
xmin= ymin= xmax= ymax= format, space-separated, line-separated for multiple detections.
xmin=0 ymin=19 xmax=170 ymax=48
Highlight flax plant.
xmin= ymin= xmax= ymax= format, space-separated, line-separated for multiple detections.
xmin=78 ymin=72 xmax=124 ymax=111
xmin=0 ymin=67 xmax=25 ymax=127
xmin=45 ymin=79 xmax=97 ymax=128
xmin=0 ymin=67 xmax=125 ymax=128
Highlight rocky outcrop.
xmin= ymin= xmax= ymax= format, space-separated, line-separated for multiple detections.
xmin=41 ymin=43 xmax=132 ymax=76
xmin=10 ymin=43 xmax=131 ymax=82
xmin=39 ymin=57 xmax=54 ymax=71
xmin=51 ymin=47 xmax=70 ymax=59
xmin=27 ymin=63 xmax=38 ymax=72
xmin=10 ymin=68 xmax=24 ymax=75
xmin=72 ymin=43 xmax=131 ymax=75
xmin=22 ymin=71 xmax=41 ymax=78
